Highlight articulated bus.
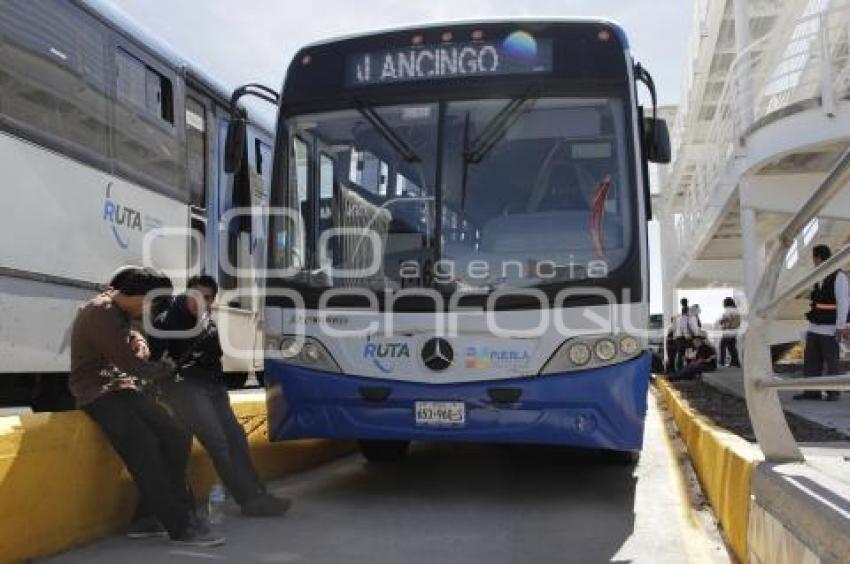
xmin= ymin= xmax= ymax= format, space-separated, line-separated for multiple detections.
xmin=258 ymin=20 xmax=670 ymax=462
xmin=0 ymin=0 xmax=275 ymax=409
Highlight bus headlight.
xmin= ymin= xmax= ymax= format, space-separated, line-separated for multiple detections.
xmin=540 ymin=334 xmax=645 ymax=375
xmin=620 ymin=336 xmax=639 ymax=356
xmin=567 ymin=342 xmax=592 ymax=366
xmin=594 ymin=339 xmax=617 ymax=362
xmin=271 ymin=336 xmax=342 ymax=373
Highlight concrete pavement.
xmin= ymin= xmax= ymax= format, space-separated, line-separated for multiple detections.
xmin=45 ymin=391 xmax=728 ymax=564
xmin=703 ymin=367 xmax=850 ymax=437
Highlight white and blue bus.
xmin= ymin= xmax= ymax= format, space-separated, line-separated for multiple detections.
xmin=258 ymin=20 xmax=670 ymax=462
xmin=0 ymin=0 xmax=276 ymax=409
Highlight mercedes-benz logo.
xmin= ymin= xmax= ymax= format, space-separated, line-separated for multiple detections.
xmin=421 ymin=338 xmax=453 ymax=371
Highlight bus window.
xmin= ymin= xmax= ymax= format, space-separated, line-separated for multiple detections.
xmin=186 ymin=97 xmax=207 ymax=208
xmin=113 ymin=47 xmax=184 ymax=196
xmin=116 ymin=49 xmax=174 ymax=124
xmin=0 ymin=0 xmax=109 ymax=160
xmin=319 ymin=154 xmax=335 ymax=201
xmin=349 ymin=149 xmax=384 ymax=195
xmin=318 ymin=153 xmax=336 ymax=268
xmin=284 ymin=136 xmax=310 ymax=269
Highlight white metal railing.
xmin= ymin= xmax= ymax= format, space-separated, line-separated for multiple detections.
xmin=744 ymin=147 xmax=850 ymax=462
xmin=666 ymin=0 xmax=850 ymax=271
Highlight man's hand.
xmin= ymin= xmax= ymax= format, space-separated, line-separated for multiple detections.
xmin=129 ymin=333 xmax=150 ymax=360
xmin=838 ymin=327 xmax=850 ymax=342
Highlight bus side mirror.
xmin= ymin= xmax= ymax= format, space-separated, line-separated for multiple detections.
xmin=224 ymin=117 xmax=247 ymax=173
xmin=644 ymin=117 xmax=671 ymax=164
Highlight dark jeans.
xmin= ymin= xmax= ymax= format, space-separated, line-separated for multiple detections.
xmin=83 ymin=390 xmax=193 ymax=538
xmin=802 ymin=331 xmax=840 ymax=398
xmin=161 ymin=377 xmax=264 ymax=505
xmin=674 ymin=337 xmax=690 ymax=371
xmin=670 ymin=362 xmax=703 ymax=381
xmin=719 ymin=337 xmax=740 ymax=367
xmin=665 ymin=339 xmax=678 ymax=373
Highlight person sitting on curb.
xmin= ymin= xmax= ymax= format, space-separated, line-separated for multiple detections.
xmin=668 ymin=335 xmax=717 ymax=381
xmin=149 ymin=274 xmax=291 ymax=517
xmin=69 ymin=266 xmax=224 ymax=547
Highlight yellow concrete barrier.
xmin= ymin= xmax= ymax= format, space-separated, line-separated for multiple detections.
xmin=656 ymin=379 xmax=762 ymax=563
xmin=0 ymin=392 xmax=355 ymax=563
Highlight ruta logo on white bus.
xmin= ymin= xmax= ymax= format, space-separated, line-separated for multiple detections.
xmin=102 ymin=183 xmax=164 ymax=249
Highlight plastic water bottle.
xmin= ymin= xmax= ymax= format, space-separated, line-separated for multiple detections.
xmin=207 ymin=483 xmax=226 ymax=525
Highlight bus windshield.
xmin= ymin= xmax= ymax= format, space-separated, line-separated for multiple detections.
xmin=273 ymin=96 xmax=633 ymax=293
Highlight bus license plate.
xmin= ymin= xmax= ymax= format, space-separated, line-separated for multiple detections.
xmin=415 ymin=401 xmax=465 ymax=427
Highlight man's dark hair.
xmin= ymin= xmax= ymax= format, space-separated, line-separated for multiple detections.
xmin=680 ymin=297 xmax=689 ymax=308
xmin=813 ymin=244 xmax=832 ymax=262
xmin=187 ymin=274 xmax=218 ymax=297
xmin=723 ymin=297 xmax=736 ymax=308
xmin=109 ymin=266 xmax=172 ymax=297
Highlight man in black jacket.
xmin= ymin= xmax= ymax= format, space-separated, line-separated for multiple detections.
xmin=794 ymin=245 xmax=848 ymax=401
xmin=150 ymin=274 xmax=290 ymax=517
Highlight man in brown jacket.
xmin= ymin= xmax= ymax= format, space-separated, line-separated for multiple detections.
xmin=70 ymin=266 xmax=224 ymax=547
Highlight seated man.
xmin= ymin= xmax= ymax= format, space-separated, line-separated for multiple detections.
xmin=669 ymin=336 xmax=717 ymax=381
xmin=150 ymin=274 xmax=290 ymax=517
xmin=70 ymin=266 xmax=224 ymax=547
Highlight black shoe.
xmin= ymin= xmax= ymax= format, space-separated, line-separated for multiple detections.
xmin=826 ymin=392 xmax=840 ymax=401
xmin=793 ymin=392 xmax=822 ymax=400
xmin=126 ymin=516 xmax=167 ymax=539
xmin=170 ymin=525 xmax=225 ymax=547
xmin=240 ymin=493 xmax=292 ymax=517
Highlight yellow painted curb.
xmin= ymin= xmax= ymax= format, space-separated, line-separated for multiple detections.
xmin=656 ymin=378 xmax=762 ymax=563
xmin=0 ymin=392 xmax=355 ymax=563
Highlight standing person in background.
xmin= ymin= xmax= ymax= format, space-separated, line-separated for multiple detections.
xmin=718 ymin=297 xmax=741 ymax=368
xmin=689 ymin=304 xmax=703 ymax=334
xmin=794 ymin=245 xmax=848 ymax=401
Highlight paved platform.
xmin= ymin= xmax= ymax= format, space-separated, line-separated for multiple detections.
xmin=702 ymin=367 xmax=850 ymax=437
xmin=45 ymin=391 xmax=728 ymax=564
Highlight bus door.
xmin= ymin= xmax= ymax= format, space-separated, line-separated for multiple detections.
xmin=214 ymin=107 xmax=260 ymax=374
xmin=245 ymin=131 xmax=272 ymax=315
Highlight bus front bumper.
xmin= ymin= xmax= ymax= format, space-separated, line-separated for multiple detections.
xmin=265 ymin=353 xmax=650 ymax=451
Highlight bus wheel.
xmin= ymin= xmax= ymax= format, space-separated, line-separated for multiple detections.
xmin=358 ymin=440 xmax=410 ymax=463
xmin=224 ymin=372 xmax=249 ymax=389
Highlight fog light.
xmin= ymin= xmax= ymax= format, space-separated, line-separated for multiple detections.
xmin=573 ymin=413 xmax=597 ymax=433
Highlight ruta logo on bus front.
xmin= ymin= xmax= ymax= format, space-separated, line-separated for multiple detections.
xmin=363 ymin=341 xmax=411 ymax=373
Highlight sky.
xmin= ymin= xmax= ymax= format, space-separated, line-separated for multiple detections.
xmin=110 ymin=0 xmax=698 ymax=317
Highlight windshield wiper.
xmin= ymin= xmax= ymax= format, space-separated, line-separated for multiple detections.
xmin=463 ymin=95 xmax=535 ymax=164
xmin=356 ymin=104 xmax=421 ymax=163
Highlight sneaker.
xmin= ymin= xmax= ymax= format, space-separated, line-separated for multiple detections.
xmin=170 ymin=525 xmax=225 ymax=548
xmin=240 ymin=493 xmax=292 ymax=517
xmin=126 ymin=516 xmax=167 ymax=539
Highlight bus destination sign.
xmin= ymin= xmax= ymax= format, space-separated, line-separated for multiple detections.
xmin=346 ymin=30 xmax=553 ymax=86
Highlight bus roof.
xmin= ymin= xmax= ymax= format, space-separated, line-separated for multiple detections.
xmin=298 ymin=17 xmax=630 ymax=52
